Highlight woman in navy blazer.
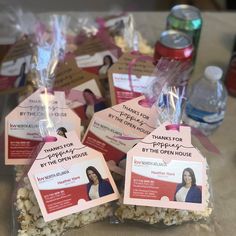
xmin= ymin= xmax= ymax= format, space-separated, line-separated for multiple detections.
xmin=174 ymin=168 xmax=202 ymax=203
xmin=86 ymin=166 xmax=114 ymax=200
xmin=83 ymin=89 xmax=106 ymax=119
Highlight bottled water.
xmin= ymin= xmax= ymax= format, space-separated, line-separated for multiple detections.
xmin=183 ymin=66 xmax=227 ymax=136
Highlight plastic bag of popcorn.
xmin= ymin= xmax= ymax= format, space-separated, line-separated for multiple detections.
xmin=95 ymin=13 xmax=153 ymax=54
xmin=113 ymin=59 xmax=216 ymax=233
xmin=11 ymin=14 xmax=118 ymax=236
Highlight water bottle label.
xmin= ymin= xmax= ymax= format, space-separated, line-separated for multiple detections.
xmin=186 ymin=104 xmax=224 ymax=124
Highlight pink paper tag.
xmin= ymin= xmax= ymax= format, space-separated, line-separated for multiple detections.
xmin=28 ymin=131 xmax=119 ymax=222
xmin=66 ymin=79 xmax=106 ymax=124
xmin=0 ymin=55 xmax=31 ymax=90
xmin=108 ymin=52 xmax=155 ymax=106
xmin=112 ymin=73 xmax=156 ymax=104
xmin=75 ymin=37 xmax=121 ymax=76
xmin=82 ymin=96 xmax=159 ymax=175
xmin=5 ymin=89 xmax=81 ymax=165
xmin=124 ymin=123 xmax=207 ymax=211
xmin=0 ymin=37 xmax=33 ymax=92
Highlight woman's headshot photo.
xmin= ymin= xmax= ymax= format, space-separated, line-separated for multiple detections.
xmin=83 ymin=89 xmax=106 ymax=120
xmin=86 ymin=166 xmax=114 ymax=200
xmin=174 ymin=167 xmax=202 ymax=203
xmin=99 ymin=55 xmax=114 ymax=76
xmin=56 ymin=127 xmax=67 ymax=138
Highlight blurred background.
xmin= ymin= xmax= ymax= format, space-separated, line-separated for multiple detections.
xmin=0 ymin=0 xmax=235 ymax=12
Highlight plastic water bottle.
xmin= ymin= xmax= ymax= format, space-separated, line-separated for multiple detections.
xmin=183 ymin=66 xmax=227 ymax=136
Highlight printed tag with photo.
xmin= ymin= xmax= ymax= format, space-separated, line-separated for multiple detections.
xmin=5 ymin=89 xmax=81 ymax=165
xmin=82 ymin=96 xmax=159 ymax=175
xmin=54 ymin=58 xmax=101 ymax=90
xmin=54 ymin=58 xmax=106 ymax=126
xmin=0 ymin=36 xmax=33 ymax=94
xmin=28 ymin=131 xmax=119 ymax=222
xmin=74 ymin=37 xmax=121 ymax=77
xmin=108 ymin=52 xmax=155 ymax=105
xmin=124 ymin=124 xmax=207 ymax=211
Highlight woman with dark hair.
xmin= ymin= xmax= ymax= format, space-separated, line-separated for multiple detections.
xmin=98 ymin=55 xmax=113 ymax=76
xmin=174 ymin=168 xmax=202 ymax=203
xmin=83 ymin=89 xmax=106 ymax=120
xmin=86 ymin=166 xmax=114 ymax=200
